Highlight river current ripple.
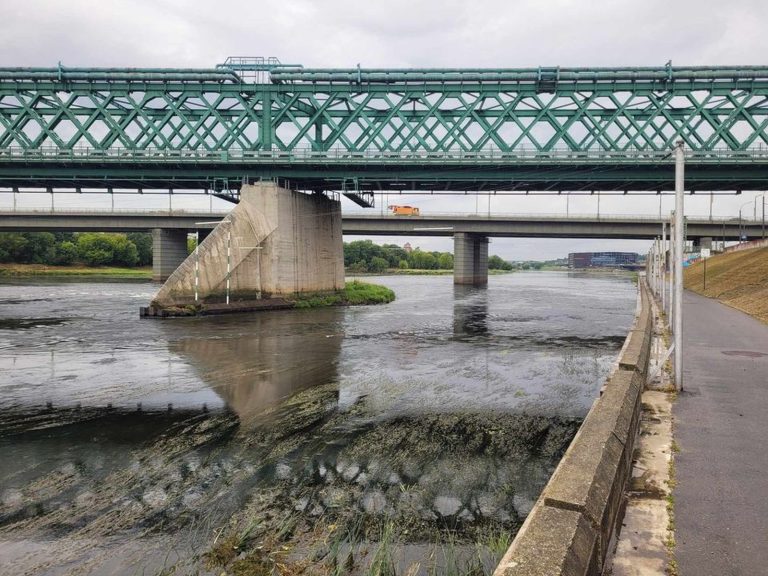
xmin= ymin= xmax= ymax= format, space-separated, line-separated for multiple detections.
xmin=0 ymin=272 xmax=635 ymax=575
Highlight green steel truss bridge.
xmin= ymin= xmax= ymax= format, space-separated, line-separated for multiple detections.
xmin=2 ymin=58 xmax=768 ymax=203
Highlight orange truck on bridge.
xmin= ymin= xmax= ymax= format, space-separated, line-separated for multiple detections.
xmin=388 ymin=205 xmax=420 ymax=216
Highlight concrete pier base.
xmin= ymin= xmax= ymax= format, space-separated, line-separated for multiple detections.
xmin=146 ymin=183 xmax=344 ymax=313
xmin=152 ymin=229 xmax=188 ymax=282
xmin=454 ymin=232 xmax=488 ymax=286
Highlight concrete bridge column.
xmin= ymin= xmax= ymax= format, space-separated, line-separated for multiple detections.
xmin=147 ymin=183 xmax=344 ymax=311
xmin=152 ymin=229 xmax=188 ymax=282
xmin=454 ymin=232 xmax=488 ymax=286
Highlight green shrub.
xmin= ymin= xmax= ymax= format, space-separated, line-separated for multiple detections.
xmin=76 ymin=233 xmax=138 ymax=267
xmin=0 ymin=232 xmax=56 ymax=264
xmin=54 ymin=241 xmax=78 ymax=265
xmin=343 ymin=280 xmax=395 ymax=305
xmin=369 ymin=256 xmax=389 ymax=273
xmin=127 ymin=232 xmax=153 ymax=265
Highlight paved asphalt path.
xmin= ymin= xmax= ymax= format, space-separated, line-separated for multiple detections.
xmin=676 ymin=291 xmax=768 ymax=576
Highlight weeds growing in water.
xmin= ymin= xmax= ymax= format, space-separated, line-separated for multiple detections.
xmin=203 ymin=511 xmax=513 ymax=576
xmin=367 ymin=521 xmax=397 ymax=576
xmin=479 ymin=527 xmax=511 ymax=559
xmin=192 ymin=405 xmax=573 ymax=576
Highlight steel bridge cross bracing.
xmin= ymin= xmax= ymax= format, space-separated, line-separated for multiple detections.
xmin=2 ymin=62 xmax=768 ymax=193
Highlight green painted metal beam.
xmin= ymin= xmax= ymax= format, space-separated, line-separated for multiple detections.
xmin=1 ymin=63 xmax=768 ymax=191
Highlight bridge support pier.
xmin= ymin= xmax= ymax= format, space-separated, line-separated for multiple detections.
xmin=698 ymin=236 xmax=713 ymax=250
xmin=146 ymin=182 xmax=344 ymax=313
xmin=454 ymin=232 xmax=488 ymax=286
xmin=152 ymin=229 xmax=188 ymax=282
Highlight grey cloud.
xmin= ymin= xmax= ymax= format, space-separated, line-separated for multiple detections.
xmin=1 ymin=0 xmax=766 ymax=258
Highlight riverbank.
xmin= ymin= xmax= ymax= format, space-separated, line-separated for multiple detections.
xmin=348 ymin=268 xmax=514 ymax=276
xmin=0 ymin=264 xmax=527 ymax=279
xmin=0 ymin=263 xmax=152 ymax=278
xmin=684 ymin=246 xmax=768 ymax=323
xmin=496 ymin=279 xmax=653 ymax=575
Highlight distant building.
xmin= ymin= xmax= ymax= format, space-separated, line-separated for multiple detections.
xmin=403 ymin=242 xmax=413 ymax=253
xmin=568 ymin=252 xmax=640 ymax=269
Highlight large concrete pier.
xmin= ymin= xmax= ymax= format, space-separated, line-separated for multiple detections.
xmin=146 ymin=183 xmax=344 ymax=313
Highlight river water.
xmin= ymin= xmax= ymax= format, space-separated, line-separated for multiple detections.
xmin=0 ymin=272 xmax=636 ymax=575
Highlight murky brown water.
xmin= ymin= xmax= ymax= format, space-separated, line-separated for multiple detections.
xmin=0 ymin=272 xmax=636 ymax=575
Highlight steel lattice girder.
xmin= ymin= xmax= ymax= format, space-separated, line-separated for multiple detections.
xmin=2 ymin=64 xmax=768 ymax=191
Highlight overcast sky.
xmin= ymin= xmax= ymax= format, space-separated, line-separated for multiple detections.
xmin=2 ymin=0 xmax=767 ymax=259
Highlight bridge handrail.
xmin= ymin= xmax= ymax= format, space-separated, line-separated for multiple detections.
xmin=0 ymin=208 xmax=231 ymax=216
xmin=342 ymin=211 xmax=758 ymax=223
xmin=2 ymin=146 xmax=768 ymax=164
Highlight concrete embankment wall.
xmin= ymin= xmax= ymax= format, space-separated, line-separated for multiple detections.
xmin=495 ymin=280 xmax=653 ymax=576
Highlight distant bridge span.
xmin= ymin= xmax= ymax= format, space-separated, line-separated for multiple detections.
xmin=0 ymin=210 xmax=763 ymax=241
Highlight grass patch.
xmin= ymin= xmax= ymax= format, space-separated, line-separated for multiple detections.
xmin=684 ymin=246 xmax=768 ymax=324
xmin=0 ymin=263 xmax=152 ymax=278
xmin=665 ymin=426 xmax=679 ymax=574
xmin=292 ymin=281 xmax=395 ymax=309
xmin=343 ymin=280 xmax=395 ymax=305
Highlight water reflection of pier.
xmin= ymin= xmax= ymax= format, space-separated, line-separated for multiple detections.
xmin=168 ymin=308 xmax=343 ymax=423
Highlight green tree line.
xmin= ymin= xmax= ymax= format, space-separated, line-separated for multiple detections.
xmin=0 ymin=233 xmax=516 ymax=272
xmin=344 ymin=240 xmax=514 ymax=272
xmin=0 ymin=232 xmax=153 ymax=267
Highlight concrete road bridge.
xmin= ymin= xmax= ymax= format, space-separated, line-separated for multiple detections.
xmin=0 ymin=208 xmax=762 ymax=239
xmin=1 ymin=208 xmax=765 ymax=282
xmin=2 ymin=60 xmax=768 ymax=305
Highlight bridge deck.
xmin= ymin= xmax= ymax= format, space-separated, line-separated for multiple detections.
xmin=0 ymin=210 xmax=764 ymax=240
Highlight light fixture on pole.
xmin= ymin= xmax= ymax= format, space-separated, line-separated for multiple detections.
xmin=754 ymin=193 xmax=767 ymax=240
xmin=738 ymin=199 xmax=754 ymax=242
